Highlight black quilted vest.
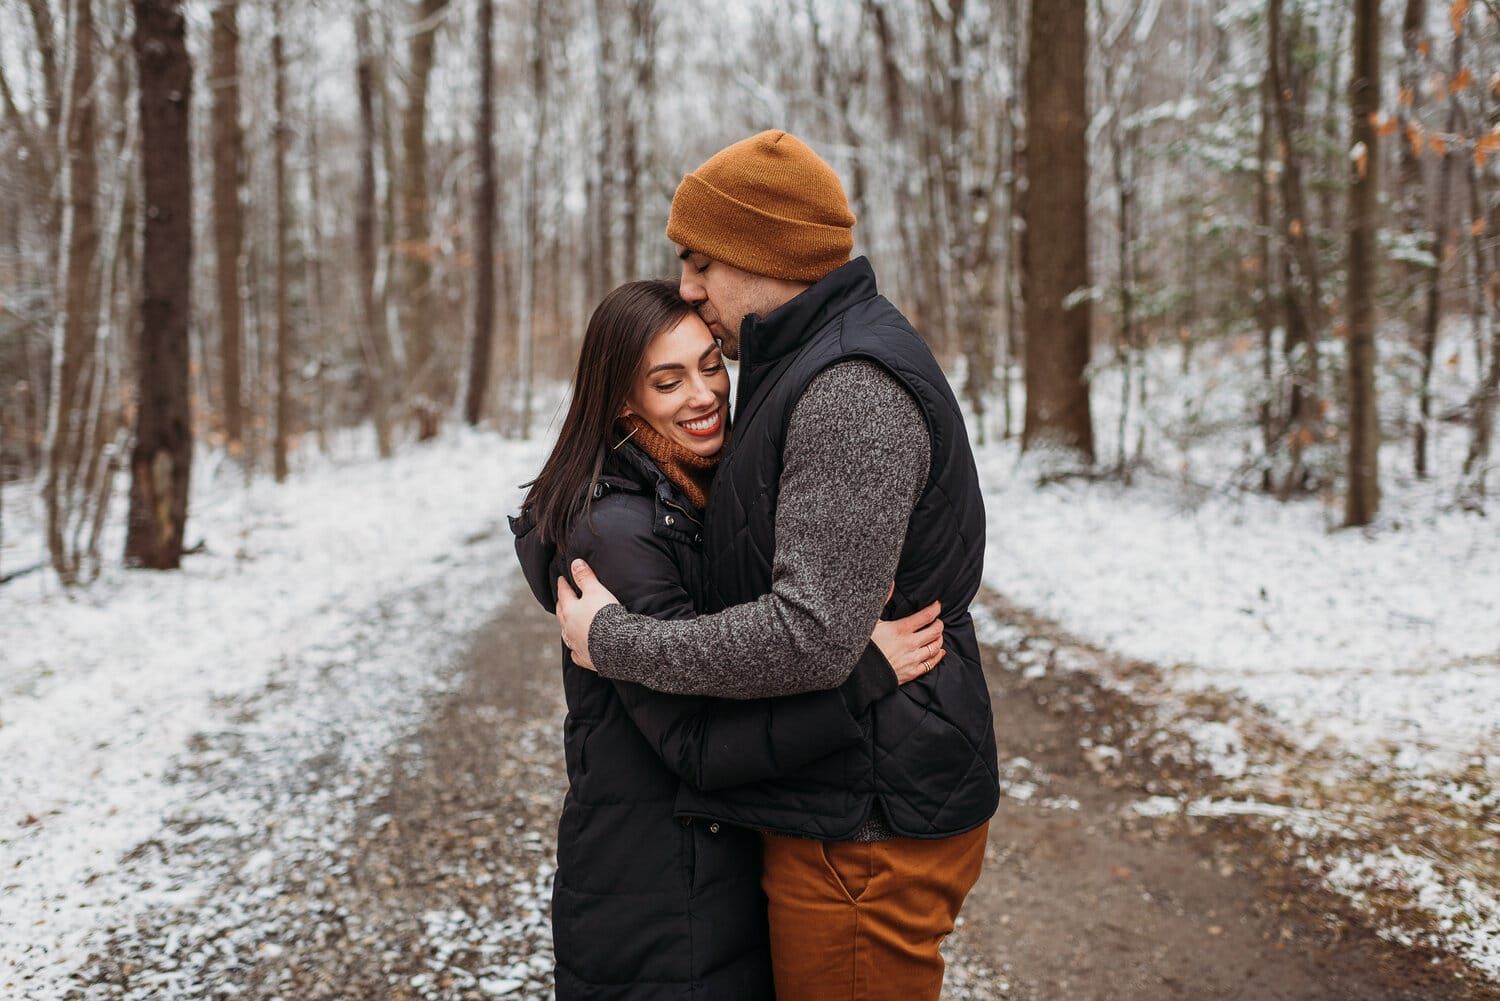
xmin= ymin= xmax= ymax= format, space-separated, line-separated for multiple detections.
xmin=676 ymin=257 xmax=1000 ymax=840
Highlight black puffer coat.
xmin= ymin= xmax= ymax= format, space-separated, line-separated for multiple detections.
xmin=511 ymin=441 xmax=896 ymax=1001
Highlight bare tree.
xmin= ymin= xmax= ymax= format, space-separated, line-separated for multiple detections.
xmin=42 ymin=0 xmax=102 ymax=584
xmin=464 ymin=0 xmax=497 ymax=427
xmin=1416 ymin=18 xmax=1465 ymax=480
xmin=1022 ymin=0 xmax=1094 ymax=462
xmin=271 ymin=0 xmax=292 ymax=482
xmin=1268 ymin=0 xmax=1325 ymax=495
xmin=355 ymin=0 xmax=394 ymax=456
xmin=125 ymin=0 xmax=193 ymax=569
xmin=210 ymin=0 xmax=244 ymax=456
xmin=1344 ymin=0 xmax=1382 ymax=526
xmin=515 ymin=0 xmax=549 ymax=439
xmin=398 ymin=0 xmax=452 ymax=415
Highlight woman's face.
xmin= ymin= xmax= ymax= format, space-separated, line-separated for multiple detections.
xmin=623 ymin=313 xmax=730 ymax=458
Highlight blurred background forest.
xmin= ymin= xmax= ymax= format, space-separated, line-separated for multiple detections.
xmin=0 ymin=0 xmax=1496 ymax=578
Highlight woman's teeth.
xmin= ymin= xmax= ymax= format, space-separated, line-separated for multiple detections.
xmin=678 ymin=412 xmax=721 ymax=435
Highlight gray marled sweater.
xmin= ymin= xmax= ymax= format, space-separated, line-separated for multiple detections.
xmin=590 ymin=360 xmax=931 ymax=842
xmin=589 ymin=360 xmax=930 ymax=701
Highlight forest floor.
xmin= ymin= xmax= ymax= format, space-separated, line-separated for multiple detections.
xmin=43 ymin=577 xmax=1496 ymax=1001
xmin=2 ymin=370 xmax=1495 ymax=997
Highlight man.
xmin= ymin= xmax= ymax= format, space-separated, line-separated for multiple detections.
xmin=557 ymin=130 xmax=999 ymax=1001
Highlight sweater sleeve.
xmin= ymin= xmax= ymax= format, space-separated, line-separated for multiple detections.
xmin=588 ymin=360 xmax=930 ymax=698
xmin=566 ymin=499 xmax=896 ymax=791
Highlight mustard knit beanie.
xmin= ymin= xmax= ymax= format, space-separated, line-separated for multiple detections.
xmin=666 ymin=131 xmax=856 ymax=283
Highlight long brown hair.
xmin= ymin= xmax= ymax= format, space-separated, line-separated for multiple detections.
xmin=521 ymin=279 xmax=693 ymax=544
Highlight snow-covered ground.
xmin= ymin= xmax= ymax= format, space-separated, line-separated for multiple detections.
xmin=977 ymin=442 xmax=1498 ymax=775
xmin=0 ymin=429 xmax=548 ymax=996
xmin=2 ymin=328 xmax=1495 ymax=990
xmin=976 ymin=329 xmax=1497 ymax=777
xmin=973 ymin=332 xmax=1498 ymax=981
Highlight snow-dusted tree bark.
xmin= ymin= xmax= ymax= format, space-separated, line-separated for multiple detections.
xmin=515 ymin=0 xmax=548 ymax=439
xmin=1343 ymin=0 xmax=1382 ymax=526
xmin=464 ymin=0 xmax=496 ymax=428
xmin=125 ymin=0 xmax=193 ymax=570
xmin=1257 ymin=70 xmax=1279 ymax=492
xmin=1268 ymin=0 xmax=1325 ymax=496
xmin=271 ymin=0 xmax=292 ymax=482
xmin=398 ymin=0 xmax=451 ymax=413
xmin=210 ymin=0 xmax=245 ymax=455
xmin=1022 ymin=0 xmax=1094 ymax=462
xmin=43 ymin=0 xmax=102 ymax=585
xmin=353 ymin=3 xmax=394 ymax=457
xmin=1416 ymin=23 xmax=1465 ymax=481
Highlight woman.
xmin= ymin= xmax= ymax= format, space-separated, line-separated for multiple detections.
xmin=510 ymin=280 xmax=945 ymax=1000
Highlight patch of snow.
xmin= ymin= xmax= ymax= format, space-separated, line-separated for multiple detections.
xmin=0 ymin=428 xmax=548 ymax=996
xmin=1319 ymin=848 xmax=1500 ymax=980
xmin=1129 ymin=796 xmax=1184 ymax=818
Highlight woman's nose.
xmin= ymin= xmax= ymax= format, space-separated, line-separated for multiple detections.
xmin=686 ymin=378 xmax=716 ymax=408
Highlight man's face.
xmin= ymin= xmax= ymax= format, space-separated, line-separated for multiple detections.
xmin=675 ymin=247 xmax=768 ymax=361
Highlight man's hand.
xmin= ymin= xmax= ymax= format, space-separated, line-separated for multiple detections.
xmin=556 ymin=559 xmax=621 ymax=671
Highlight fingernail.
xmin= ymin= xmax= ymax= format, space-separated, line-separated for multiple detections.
xmin=571 ymin=559 xmax=585 ymax=572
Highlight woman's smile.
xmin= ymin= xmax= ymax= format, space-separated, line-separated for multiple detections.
xmin=677 ymin=407 xmax=724 ymax=438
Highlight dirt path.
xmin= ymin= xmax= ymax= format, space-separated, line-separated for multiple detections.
xmin=73 ymin=579 xmax=1495 ymax=1000
xmin=947 ymin=595 xmax=1490 ymax=1000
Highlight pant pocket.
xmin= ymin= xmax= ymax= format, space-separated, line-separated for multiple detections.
xmin=818 ymin=839 xmax=873 ymax=904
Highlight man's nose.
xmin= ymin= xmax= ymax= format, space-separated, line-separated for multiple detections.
xmin=678 ymin=263 xmax=706 ymax=304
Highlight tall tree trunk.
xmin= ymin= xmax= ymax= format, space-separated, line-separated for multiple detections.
xmin=1461 ymin=0 xmax=1499 ymax=495
xmin=355 ymin=1 xmax=394 ymax=457
xmin=590 ymin=0 xmax=617 ymax=303
xmin=1257 ymin=70 xmax=1279 ymax=492
xmin=43 ymin=0 xmax=101 ymax=585
xmin=272 ymin=5 xmax=291 ymax=482
xmin=620 ymin=0 xmax=656 ymax=280
xmin=1396 ymin=0 xmax=1429 ymax=478
xmin=516 ymin=0 xmax=548 ymax=438
xmin=1344 ymin=0 xmax=1381 ymax=526
xmin=398 ymin=0 xmax=451 ymax=408
xmin=125 ymin=0 xmax=193 ymax=570
xmin=1416 ymin=26 xmax=1464 ymax=480
xmin=1269 ymin=0 xmax=1325 ymax=496
xmin=210 ymin=0 xmax=244 ymax=455
xmin=865 ymin=0 xmax=926 ymax=331
xmin=1021 ymin=0 xmax=1094 ymax=461
xmin=464 ymin=0 xmax=496 ymax=427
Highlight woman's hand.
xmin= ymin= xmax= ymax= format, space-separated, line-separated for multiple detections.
xmin=871 ymin=600 xmax=944 ymax=684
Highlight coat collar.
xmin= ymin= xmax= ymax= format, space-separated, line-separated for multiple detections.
xmin=736 ymin=256 xmax=880 ymax=409
xmin=604 ymin=440 xmax=704 ymax=545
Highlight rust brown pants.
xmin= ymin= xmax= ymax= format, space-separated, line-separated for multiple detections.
xmin=759 ymin=822 xmax=990 ymax=1001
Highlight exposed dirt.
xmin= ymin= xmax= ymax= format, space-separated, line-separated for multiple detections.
xmin=948 ymin=593 xmax=1494 ymax=1001
xmin=70 ymin=580 xmax=1497 ymax=1000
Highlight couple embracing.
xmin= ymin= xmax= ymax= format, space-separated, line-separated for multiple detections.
xmin=510 ymin=131 xmax=1000 ymax=1001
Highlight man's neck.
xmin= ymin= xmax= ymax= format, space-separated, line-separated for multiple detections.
xmin=756 ymin=278 xmax=814 ymax=318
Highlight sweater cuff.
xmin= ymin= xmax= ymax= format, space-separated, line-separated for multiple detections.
xmin=588 ymin=603 xmax=636 ymax=679
xmin=839 ymin=642 xmax=899 ymax=716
